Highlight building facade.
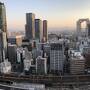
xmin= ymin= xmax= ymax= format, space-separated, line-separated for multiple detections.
xmin=35 ymin=19 xmax=43 ymax=43
xmin=87 ymin=23 xmax=90 ymax=37
xmin=69 ymin=51 xmax=85 ymax=75
xmin=8 ymin=36 xmax=22 ymax=46
xmin=25 ymin=13 xmax=35 ymax=40
xmin=43 ymin=20 xmax=48 ymax=42
xmin=50 ymin=41 xmax=65 ymax=74
xmin=36 ymin=56 xmax=47 ymax=75
xmin=0 ymin=2 xmax=7 ymax=62
xmin=8 ymin=44 xmax=17 ymax=64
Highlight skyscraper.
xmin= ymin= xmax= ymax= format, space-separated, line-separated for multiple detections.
xmin=35 ymin=19 xmax=43 ymax=42
xmin=69 ymin=51 xmax=85 ymax=75
xmin=50 ymin=41 xmax=65 ymax=74
xmin=0 ymin=2 xmax=7 ymax=33
xmin=87 ymin=23 xmax=90 ymax=37
xmin=25 ymin=13 xmax=35 ymax=41
xmin=43 ymin=20 xmax=48 ymax=42
xmin=36 ymin=56 xmax=47 ymax=75
xmin=0 ymin=2 xmax=7 ymax=62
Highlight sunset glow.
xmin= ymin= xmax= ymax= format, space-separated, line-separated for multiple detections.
xmin=1 ymin=0 xmax=90 ymax=31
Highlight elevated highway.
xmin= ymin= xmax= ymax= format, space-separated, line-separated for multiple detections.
xmin=0 ymin=74 xmax=90 ymax=87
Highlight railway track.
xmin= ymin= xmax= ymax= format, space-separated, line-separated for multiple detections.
xmin=0 ymin=74 xmax=90 ymax=87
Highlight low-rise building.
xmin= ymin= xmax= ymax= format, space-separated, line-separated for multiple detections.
xmin=0 ymin=60 xmax=11 ymax=74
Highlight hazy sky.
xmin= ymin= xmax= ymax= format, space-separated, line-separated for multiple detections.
xmin=1 ymin=0 xmax=90 ymax=31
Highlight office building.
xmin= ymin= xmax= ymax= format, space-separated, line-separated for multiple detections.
xmin=32 ymin=48 xmax=43 ymax=63
xmin=35 ymin=19 xmax=43 ymax=43
xmin=83 ymin=46 xmax=90 ymax=72
xmin=8 ymin=36 xmax=22 ymax=46
xmin=29 ymin=65 xmax=36 ymax=75
xmin=87 ymin=23 xmax=90 ymax=37
xmin=43 ymin=43 xmax=50 ymax=73
xmin=8 ymin=36 xmax=16 ymax=44
xmin=50 ymin=40 xmax=65 ymax=74
xmin=23 ymin=48 xmax=33 ymax=73
xmin=43 ymin=43 xmax=50 ymax=56
xmin=16 ymin=47 xmax=25 ymax=72
xmin=0 ymin=2 xmax=7 ymax=32
xmin=25 ymin=13 xmax=35 ymax=40
xmin=22 ymin=38 xmax=32 ymax=51
xmin=8 ymin=44 xmax=17 ymax=64
xmin=36 ymin=56 xmax=47 ymax=75
xmin=69 ymin=51 xmax=85 ymax=75
xmin=43 ymin=20 xmax=48 ymax=42
xmin=0 ymin=2 xmax=8 ymax=62
xmin=84 ymin=53 xmax=90 ymax=71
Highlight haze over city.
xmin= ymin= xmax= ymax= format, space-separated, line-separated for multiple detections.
xmin=1 ymin=0 xmax=90 ymax=32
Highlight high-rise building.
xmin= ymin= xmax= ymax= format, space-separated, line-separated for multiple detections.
xmin=43 ymin=20 xmax=48 ymax=42
xmin=87 ymin=23 xmax=90 ymax=37
xmin=76 ymin=19 xmax=89 ymax=39
xmin=0 ymin=2 xmax=7 ymax=33
xmin=83 ymin=46 xmax=90 ymax=71
xmin=36 ymin=56 xmax=47 ymax=75
xmin=25 ymin=13 xmax=35 ymax=40
xmin=69 ymin=51 xmax=85 ymax=75
xmin=8 ymin=44 xmax=17 ymax=64
xmin=0 ymin=2 xmax=7 ymax=62
xmin=35 ymin=19 xmax=42 ymax=43
xmin=50 ymin=40 xmax=65 ymax=75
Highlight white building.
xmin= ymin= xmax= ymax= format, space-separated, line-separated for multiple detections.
xmin=16 ymin=47 xmax=23 ymax=63
xmin=17 ymin=47 xmax=33 ymax=72
xmin=23 ymin=48 xmax=33 ymax=71
xmin=0 ymin=60 xmax=11 ymax=74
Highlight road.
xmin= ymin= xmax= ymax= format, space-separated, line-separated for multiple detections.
xmin=0 ymin=74 xmax=90 ymax=87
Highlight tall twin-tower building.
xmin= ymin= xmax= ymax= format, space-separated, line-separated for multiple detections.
xmin=25 ymin=13 xmax=48 ymax=43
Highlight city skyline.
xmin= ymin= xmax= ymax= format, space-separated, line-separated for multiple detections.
xmin=0 ymin=1 xmax=90 ymax=89
xmin=1 ymin=0 xmax=90 ymax=32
